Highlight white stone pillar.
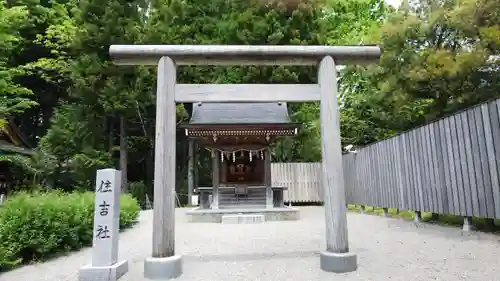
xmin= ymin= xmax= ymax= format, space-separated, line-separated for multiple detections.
xmin=144 ymin=56 xmax=182 ymax=280
xmin=318 ymin=56 xmax=357 ymax=273
xmin=78 ymin=168 xmax=128 ymax=281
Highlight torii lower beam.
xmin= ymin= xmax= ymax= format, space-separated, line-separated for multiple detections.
xmin=175 ymin=84 xmax=320 ymax=103
xmin=109 ymin=44 xmax=381 ymax=279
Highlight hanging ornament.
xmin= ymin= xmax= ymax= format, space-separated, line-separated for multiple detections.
xmin=220 ymin=150 xmax=224 ymax=162
xmin=232 ymin=152 xmax=236 ymax=162
xmin=249 ymin=151 xmax=253 ymax=162
xmin=260 ymin=150 xmax=264 ymax=159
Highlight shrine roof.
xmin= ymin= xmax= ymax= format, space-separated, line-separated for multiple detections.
xmin=0 ymin=119 xmax=33 ymax=156
xmin=188 ymin=102 xmax=294 ymax=125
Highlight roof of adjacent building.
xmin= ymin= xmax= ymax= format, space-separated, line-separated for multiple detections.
xmin=0 ymin=120 xmax=33 ymax=156
xmin=0 ymin=140 xmax=33 ymax=156
xmin=189 ymin=102 xmax=294 ymax=125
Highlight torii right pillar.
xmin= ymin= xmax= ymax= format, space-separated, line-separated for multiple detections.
xmin=318 ymin=55 xmax=356 ymax=273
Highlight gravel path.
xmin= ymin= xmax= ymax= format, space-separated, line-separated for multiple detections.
xmin=1 ymin=207 xmax=499 ymax=281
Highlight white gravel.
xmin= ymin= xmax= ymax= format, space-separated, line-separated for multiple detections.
xmin=1 ymin=207 xmax=499 ymax=281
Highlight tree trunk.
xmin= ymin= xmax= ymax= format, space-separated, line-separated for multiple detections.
xmin=120 ymin=115 xmax=128 ymax=193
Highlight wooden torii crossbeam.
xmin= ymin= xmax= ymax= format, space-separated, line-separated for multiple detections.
xmin=109 ymin=44 xmax=381 ymax=279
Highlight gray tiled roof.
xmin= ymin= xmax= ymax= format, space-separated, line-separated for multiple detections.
xmin=189 ymin=102 xmax=293 ymax=124
xmin=0 ymin=140 xmax=33 ymax=156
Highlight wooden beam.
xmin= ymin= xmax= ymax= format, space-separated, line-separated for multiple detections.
xmin=109 ymin=45 xmax=381 ymax=66
xmin=186 ymin=129 xmax=296 ymax=137
xmin=175 ymin=84 xmax=320 ymax=102
xmin=264 ymin=148 xmax=273 ymax=208
xmin=212 ymin=150 xmax=220 ymax=209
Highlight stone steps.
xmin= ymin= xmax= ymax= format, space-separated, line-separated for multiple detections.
xmin=219 ymin=188 xmax=267 ymax=209
xmin=220 ymin=204 xmax=265 ymax=209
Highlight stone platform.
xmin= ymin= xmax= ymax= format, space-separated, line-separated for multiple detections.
xmin=185 ymin=207 xmax=300 ymax=223
xmin=221 ymin=214 xmax=266 ymax=224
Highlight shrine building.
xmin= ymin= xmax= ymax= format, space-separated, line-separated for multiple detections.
xmin=183 ymin=102 xmax=301 ymax=222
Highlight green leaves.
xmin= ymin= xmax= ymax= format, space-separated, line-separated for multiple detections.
xmin=0 ymin=4 xmax=38 ymax=125
xmin=2 ymin=0 xmax=497 ymax=195
xmin=337 ymin=0 xmax=500 ymax=148
xmin=0 ymin=5 xmax=29 ymax=56
xmin=0 ymin=191 xmax=140 ymax=270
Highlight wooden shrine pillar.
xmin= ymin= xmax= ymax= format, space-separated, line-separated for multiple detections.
xmin=187 ymin=139 xmax=195 ymax=206
xmin=318 ymin=56 xmax=356 ymax=273
xmin=143 ymin=56 xmax=182 ymax=279
xmin=211 ymin=150 xmax=220 ymax=209
xmin=264 ymin=148 xmax=273 ymax=208
xmin=194 ymin=141 xmax=199 ymax=205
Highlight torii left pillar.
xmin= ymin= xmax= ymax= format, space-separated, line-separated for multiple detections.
xmin=143 ymin=56 xmax=182 ymax=280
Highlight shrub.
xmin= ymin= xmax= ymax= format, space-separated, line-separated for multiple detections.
xmin=128 ymin=181 xmax=150 ymax=210
xmin=120 ymin=194 xmax=140 ymax=228
xmin=0 ymin=191 xmax=140 ymax=271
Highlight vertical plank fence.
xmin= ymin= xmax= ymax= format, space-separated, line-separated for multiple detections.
xmin=272 ymin=98 xmax=500 ymax=219
xmin=271 ymin=162 xmax=322 ymax=203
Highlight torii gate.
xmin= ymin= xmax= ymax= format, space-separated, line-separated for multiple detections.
xmin=109 ymin=45 xmax=381 ymax=279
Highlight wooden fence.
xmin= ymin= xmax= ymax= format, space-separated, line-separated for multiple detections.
xmin=272 ymin=98 xmax=500 ymax=219
xmin=271 ymin=162 xmax=322 ymax=203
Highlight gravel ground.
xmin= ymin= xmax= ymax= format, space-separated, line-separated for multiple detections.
xmin=1 ymin=207 xmax=500 ymax=281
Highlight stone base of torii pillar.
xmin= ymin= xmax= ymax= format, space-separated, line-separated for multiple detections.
xmin=144 ymin=256 xmax=182 ymax=280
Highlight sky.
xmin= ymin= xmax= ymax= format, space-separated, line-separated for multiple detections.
xmin=384 ymin=0 xmax=402 ymax=8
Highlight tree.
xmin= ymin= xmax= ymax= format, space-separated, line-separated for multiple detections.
xmin=289 ymin=0 xmax=394 ymax=151
xmin=338 ymin=0 xmax=500 ymax=147
xmin=38 ymin=0 xmax=149 ymax=190
xmin=10 ymin=0 xmax=497 ymax=199
xmin=143 ymin=0 xmax=327 ymax=176
xmin=3 ymin=0 xmax=78 ymax=141
xmin=0 ymin=4 xmax=38 ymax=128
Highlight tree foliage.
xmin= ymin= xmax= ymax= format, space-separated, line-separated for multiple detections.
xmin=0 ymin=0 xmax=498 ymax=201
xmin=0 ymin=4 xmax=38 ymax=128
xmin=339 ymin=0 xmax=500 ymax=147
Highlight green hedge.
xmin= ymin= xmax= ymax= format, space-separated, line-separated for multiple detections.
xmin=0 ymin=191 xmax=140 ymax=271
